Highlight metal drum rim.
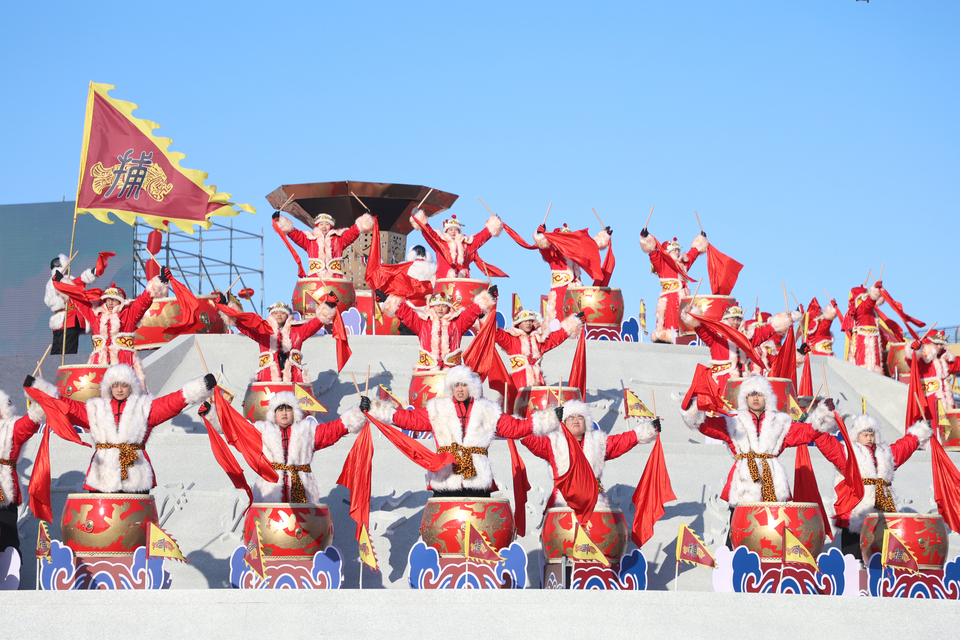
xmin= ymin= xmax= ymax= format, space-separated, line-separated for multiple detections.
xmin=862 ymin=512 xmax=942 ymax=520
xmin=248 ymin=502 xmax=329 ymax=510
xmin=64 ymin=492 xmax=157 ymax=501
xmin=424 ymin=496 xmax=512 ymax=505
xmin=733 ymin=501 xmax=818 ymax=509
xmin=544 ymin=507 xmax=623 ymax=515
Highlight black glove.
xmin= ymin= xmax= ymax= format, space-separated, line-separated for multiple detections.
xmin=324 ymin=293 xmax=339 ymax=309
xmin=272 ymin=211 xmax=280 ymax=220
xmin=555 ymin=406 xmax=564 ymax=421
xmin=159 ymin=266 xmax=172 ymax=284
xmin=53 ymin=270 xmax=63 ymax=282
xmin=939 ymin=347 xmax=947 ymax=358
xmin=824 ymin=398 xmax=835 ymax=411
xmin=536 ymin=224 xmax=546 ymax=234
xmin=576 ymin=311 xmax=586 ymax=321
xmin=652 ymin=418 xmax=661 ymax=433
xmin=700 ymin=231 xmax=707 ymax=238
xmin=374 ymin=289 xmax=387 ymax=303
xmin=488 ymin=284 xmax=498 ymax=298
xmin=360 ymin=396 xmax=371 ymax=412
xmin=830 ymin=299 xmax=838 ymax=308
xmin=215 ymin=291 xmax=227 ymax=305
xmin=640 ymin=227 xmax=649 ymax=238
xmin=23 ymin=375 xmax=35 ymax=388
xmin=605 ymin=226 xmax=613 ymax=236
xmin=203 ymin=373 xmax=216 ymax=390
xmin=796 ymin=305 xmax=803 ymax=314
xmin=874 ymin=280 xmax=882 ymax=289
xmin=798 ymin=342 xmax=811 ymax=355
xmin=198 ymin=401 xmax=211 ymax=417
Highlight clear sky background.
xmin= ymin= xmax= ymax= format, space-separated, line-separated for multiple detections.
xmin=1 ymin=2 xmax=956 ymax=333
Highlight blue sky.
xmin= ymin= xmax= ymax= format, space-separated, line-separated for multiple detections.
xmin=1 ymin=2 xmax=956 ymax=331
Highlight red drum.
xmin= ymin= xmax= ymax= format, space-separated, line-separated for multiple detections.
xmin=730 ymin=502 xmax=825 ymax=563
xmin=420 ymin=497 xmax=515 ymax=556
xmin=409 ymin=370 xmax=446 ymax=408
xmin=562 ymin=286 xmax=624 ymax=329
xmin=433 ymin=278 xmax=487 ymax=310
xmin=291 ymin=278 xmax=356 ymax=317
xmin=56 ymin=364 xmax=109 ymax=403
xmin=540 ymin=507 xmax=628 ymax=564
xmin=513 ymin=386 xmax=583 ymax=418
xmin=135 ymin=294 xmax=226 ymax=350
xmin=355 ymin=290 xmax=403 ymax=335
xmin=678 ymin=295 xmax=736 ymax=337
xmin=941 ymin=409 xmax=960 ymax=451
xmin=860 ymin=512 xmax=949 ymax=570
xmin=241 ymin=381 xmax=326 ymax=422
xmin=60 ymin=493 xmax=158 ymax=557
xmin=886 ymin=342 xmax=910 ymax=376
xmin=722 ymin=377 xmax=797 ymax=413
xmin=242 ymin=503 xmax=334 ymax=560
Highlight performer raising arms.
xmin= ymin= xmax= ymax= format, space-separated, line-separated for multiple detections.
xmin=376 ymin=287 xmax=497 ymax=372
xmin=371 ymin=365 xmax=560 ymax=496
xmin=494 ymin=308 xmax=583 ymax=390
xmin=803 ymin=297 xmax=840 ymax=357
xmin=843 ymin=281 xmax=884 ymax=374
xmin=410 ymin=208 xmax=502 ymax=279
xmin=906 ymin=330 xmax=960 ymax=416
xmin=639 ymin=229 xmax=708 ymax=344
xmin=534 ymin=223 xmax=611 ymax=322
xmin=45 ymin=254 xmax=98 ymax=355
xmin=521 ymin=400 xmax=659 ymax=510
xmin=216 ymin=296 xmax=337 ymax=383
xmin=273 ymin=211 xmax=374 ymax=280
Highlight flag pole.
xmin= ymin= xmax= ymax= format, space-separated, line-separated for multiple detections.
xmin=359 ymin=557 xmax=364 ymax=590
xmin=61 ymin=213 xmax=79 ymax=366
xmin=674 ymin=554 xmax=679 ymax=591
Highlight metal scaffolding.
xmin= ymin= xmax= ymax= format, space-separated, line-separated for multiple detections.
xmin=132 ymin=221 xmax=265 ymax=315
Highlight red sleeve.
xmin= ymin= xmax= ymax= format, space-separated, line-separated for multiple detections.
xmin=395 ymin=304 xmax=426 ymax=336
xmin=750 ymin=324 xmax=777 ymax=347
xmin=948 ymin=358 xmax=960 ymax=375
xmin=291 ymin=314 xmax=325 ymax=342
xmin=125 ymin=289 xmax=156 ymax=329
xmin=55 ymin=283 xmax=97 ymax=326
xmin=494 ymin=328 xmax=513 ymax=352
xmin=336 ymin=224 xmax=362 ymax=250
xmin=391 ymin=407 xmax=433 ymax=433
xmin=814 ymin=433 xmax=846 ymax=470
xmin=61 ymin=396 xmax=91 ymax=431
xmin=889 ymin=434 xmax=921 ymax=469
xmin=314 ymin=419 xmax=349 ymax=450
xmin=11 ymin=414 xmax=43 ymax=451
xmin=648 ymin=249 xmax=665 ymax=274
xmin=466 ymin=227 xmax=493 ymax=255
xmin=147 ymin=390 xmax=189 ymax=428
xmin=698 ymin=415 xmax=732 ymax=443
xmin=520 ymin=433 xmax=553 ymax=461
xmin=783 ymin=422 xmax=828 ymax=449
xmin=413 ymin=218 xmax=449 ymax=264
xmin=453 ymin=303 xmax=483 ymax=332
xmin=605 ymin=431 xmax=640 ymax=461
xmin=694 ymin=323 xmax=720 ymax=348
xmin=683 ymin=247 xmax=700 ymax=269
xmin=223 ymin=309 xmax=271 ymax=345
xmin=287 ymin=229 xmax=313 ymax=254
xmin=540 ymin=327 xmax=571 ymax=354
xmin=493 ymin=413 xmax=536 ymax=440
xmin=857 ymin=297 xmax=877 ymax=316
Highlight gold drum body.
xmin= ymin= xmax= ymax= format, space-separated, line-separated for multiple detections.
xmin=730 ymin=501 xmax=824 ymax=563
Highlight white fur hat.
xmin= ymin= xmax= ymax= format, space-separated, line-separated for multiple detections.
xmin=846 ymin=413 xmax=884 ymax=445
xmin=266 ymin=391 xmax=304 ymax=425
xmin=559 ymin=400 xmax=592 ymax=423
xmin=736 ymin=375 xmax=778 ymax=413
xmin=406 ymin=245 xmax=434 ymax=262
xmin=100 ymin=364 xmax=142 ymax=399
xmin=0 ymin=390 xmax=14 ymax=421
xmin=314 ymin=213 xmax=335 ymax=227
xmin=443 ymin=365 xmax=483 ymax=400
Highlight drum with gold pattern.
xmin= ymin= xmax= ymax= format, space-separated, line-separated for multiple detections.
xmin=241 ymin=381 xmax=326 ymax=423
xmin=242 ymin=503 xmax=334 ymax=560
xmin=355 ymin=290 xmax=402 ymax=335
xmin=860 ymin=512 xmax=949 ymax=569
xmin=886 ymin=342 xmax=910 ymax=377
xmin=433 ymin=278 xmax=487 ymax=310
xmin=513 ymin=386 xmax=583 ymax=417
xmin=941 ymin=409 xmax=960 ymax=451
xmin=135 ymin=294 xmax=226 ymax=350
xmin=678 ymin=295 xmax=736 ymax=337
xmin=541 ymin=507 xmax=628 ymax=564
xmin=420 ymin=497 xmax=515 ymax=556
xmin=60 ymin=493 xmax=158 ymax=557
xmin=409 ymin=370 xmax=446 ymax=408
xmin=561 ymin=286 xmax=624 ymax=329
xmin=56 ymin=364 xmax=109 ymax=403
xmin=730 ymin=502 xmax=824 ymax=563
xmin=291 ymin=278 xmax=356 ymax=317
xmin=722 ymin=377 xmax=797 ymax=413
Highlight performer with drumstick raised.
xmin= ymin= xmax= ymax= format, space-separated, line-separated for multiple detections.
xmin=905 ymin=329 xmax=960 ymax=415
xmin=494 ymin=307 xmax=584 ymax=391
xmin=843 ymin=280 xmax=884 ymax=374
xmin=409 ymin=205 xmax=503 ymax=279
xmin=272 ymin=209 xmax=374 ymax=280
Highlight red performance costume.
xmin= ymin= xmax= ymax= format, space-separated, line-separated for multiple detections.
xmin=381 ymin=289 xmax=496 ymax=372
xmin=843 ymin=282 xmax=884 ymax=374
xmin=906 ymin=331 xmax=960 ymax=416
xmin=410 ymin=209 xmax=502 ymax=278
xmin=371 ymin=365 xmax=560 ymax=494
xmin=679 ymin=375 xmax=837 ymax=504
xmin=534 ymin=224 xmax=611 ymax=321
xmin=218 ymin=300 xmax=334 ymax=383
xmin=275 ymin=212 xmax=374 ymax=279
xmin=521 ymin=400 xmax=658 ymax=510
xmin=55 ymin=364 xmax=211 ymax=493
xmin=804 ymin=297 xmax=840 ymax=356
xmin=639 ymin=233 xmax=708 ymax=343
xmin=45 ymin=254 xmax=98 ymax=355
xmin=494 ymin=309 xmax=582 ymax=389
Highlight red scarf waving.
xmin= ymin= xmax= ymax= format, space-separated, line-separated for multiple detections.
xmin=592 ymin=239 xmax=615 ymax=288
xmin=706 ymin=244 xmax=743 ymax=296
xmin=649 ymin=234 xmax=696 ymax=283
xmin=630 ymin=434 xmax=676 ymax=547
xmin=680 ymin=364 xmax=733 ymax=415
xmin=212 ymin=388 xmax=279 ymax=483
xmin=542 ymin=229 xmax=605 ymax=282
xmin=168 ymin=277 xmax=200 ymax=335
xmin=793 ymin=443 xmax=833 ymax=540
xmin=689 ymin=312 xmax=766 ymax=372
xmin=336 ymin=422 xmax=374 ymax=540
xmin=364 ymin=216 xmax=433 ymax=299
xmin=273 ymin=219 xmax=307 ymax=278
xmin=508 ymin=439 xmax=531 ymax=537
xmin=331 ymin=307 xmax=352 ymax=372
xmin=199 ymin=410 xmax=254 ymax=512
xmin=832 ymin=411 xmax=865 ymax=523
xmin=555 ymin=424 xmax=599 ymax=525
xmin=930 ymin=436 xmax=960 ymax=534
xmin=462 ymin=307 xmax=515 ymax=404
xmin=568 ymin=326 xmax=587 ymax=401
xmin=364 ymin=410 xmax=455 ymax=472
xmin=502 ymin=222 xmax=539 ymax=250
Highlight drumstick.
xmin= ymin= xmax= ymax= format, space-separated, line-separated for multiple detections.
xmin=822 ymin=288 xmax=832 ymax=302
xmin=820 ymin=362 xmax=830 ymax=398
xmin=542 ymin=203 xmax=552 ymax=226
xmin=918 ymin=322 xmax=939 ymax=344
xmin=195 ymin=342 xmax=210 ymax=374
xmin=643 ymin=205 xmax=654 ymax=230
xmin=690 ymin=278 xmax=703 ymax=304
xmin=365 ymin=365 xmax=370 ymax=396
xmin=864 ymin=268 xmax=872 ymax=287
xmin=479 ymin=259 xmax=492 ymax=286
xmin=350 ymin=191 xmax=371 ymax=213
xmin=782 ymin=283 xmax=789 ymax=313
xmin=350 ymin=372 xmax=363 ymax=399
xmin=277 ymin=193 xmax=296 ymax=212
xmin=32 ymin=345 xmax=52 ymax=377
xmin=416 ymin=188 xmax=434 ymax=211
xmin=877 ymin=261 xmax=885 ymax=283
xmin=225 ymin=275 xmax=242 ymax=293
xmin=790 ymin=291 xmax=801 ymax=310
xmin=650 ymin=389 xmax=657 ymax=417
xmin=477 ymin=197 xmax=497 ymax=218
xmin=61 ymin=251 xmax=80 ymax=272
xmin=592 ymin=208 xmax=604 ymax=228
xmin=694 ymin=210 xmax=703 ymax=234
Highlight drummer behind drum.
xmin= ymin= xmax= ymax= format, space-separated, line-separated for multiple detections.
xmin=521 ymin=400 xmax=659 ymax=510
xmin=679 ymin=375 xmax=838 ymax=544
xmin=369 ymin=365 xmax=560 ymax=497
xmin=273 ymin=211 xmax=374 ymax=280
xmin=818 ymin=413 xmax=933 ymax=559
xmin=410 ymin=209 xmax=502 ymax=279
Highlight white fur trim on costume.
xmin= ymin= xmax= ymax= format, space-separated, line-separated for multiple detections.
xmin=680 ymin=306 xmax=700 ymax=329
xmin=531 ymin=408 xmax=560 ymax=436
xmin=380 ymin=295 xmax=403 ymax=318
xmin=99 ymin=364 xmax=142 ymax=398
xmin=314 ymin=305 xmax=337 ymax=325
xmin=181 ymin=376 xmax=212 ymax=406
xmin=770 ymin=312 xmax=793 ymax=334
xmin=594 ymin=229 xmax=611 ymax=250
xmin=368 ymin=398 xmax=397 ymax=425
xmin=679 ymin=402 xmax=705 ymax=431
xmin=807 ymin=403 xmax=835 ymax=433
xmin=868 ymin=286 xmax=881 ymax=302
xmin=725 ymin=409 xmax=794 ymax=504
xmin=85 ymin=393 xmax=155 ymax=492
xmin=407 ymin=258 xmax=437 ymax=282
xmin=0 ymin=391 xmax=13 ymax=422
xmin=639 ymin=235 xmax=657 ymax=254
xmin=356 ymin=213 xmax=375 ymax=233
xmin=146 ymin=276 xmax=169 ymax=299
xmin=534 ymin=231 xmax=551 ymax=250
xmin=340 ymin=404 xmax=367 ymax=434
xmin=253 ymin=414 xmax=325 ymax=503
xmin=267 ymin=391 xmax=304 ymax=425
xmin=823 ymin=305 xmax=838 ymax=321
xmin=846 ymin=413 xmax=882 ymax=442
xmin=485 ymin=215 xmax=503 ymax=237
xmin=633 ymin=418 xmax=659 ymax=444
xmin=80 ymin=268 xmax=97 ymax=285
xmin=691 ymin=234 xmax=709 ymax=253
xmin=26 ymin=378 xmax=58 ymax=423
xmin=412 ymin=209 xmax=428 ymax=228
xmin=277 ymin=215 xmax=294 ymax=234
xmin=907 ymin=420 xmax=934 ymax=447
xmin=560 ymin=400 xmax=592 ymax=423
xmin=473 ymin=290 xmax=496 ymax=314
xmin=560 ymin=313 xmax=583 ymax=337
xmin=442 ymin=365 xmax=483 ymax=400
xmin=736 ymin=375 xmax=778 ymax=413
xmin=424 ymin=396 xmax=502 ymax=491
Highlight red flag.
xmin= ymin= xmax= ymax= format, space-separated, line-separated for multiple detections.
xmin=676 ymin=525 xmax=715 ymax=568
xmin=364 ymin=410 xmax=455 ymax=472
xmin=689 ymin=312 xmax=765 ymax=372
xmin=706 ymin=245 xmax=743 ymax=296
xmin=365 ymin=216 xmax=435 ymax=299
xmin=881 ymin=530 xmax=919 ymax=573
xmin=25 ymin=388 xmax=90 ymax=447
xmin=216 ymin=303 xmax=274 ymax=336
xmin=592 ymin=239 xmax=615 ymax=288
xmin=681 ymin=364 xmax=732 ymax=415
xmin=880 ymin=289 xmax=925 ymax=335
xmin=462 ymin=306 xmax=515 ymax=403
xmin=28 ymin=426 xmax=52 ymax=523
xmin=793 ymin=443 xmax=833 ymax=540
xmin=94 ymin=251 xmax=116 ymax=277
xmin=473 ymin=255 xmax=508 ymax=279
xmin=507 ymin=439 xmax=531 ymax=538
xmin=336 ymin=422 xmax=374 ymax=540
xmin=167 ymin=277 xmax=200 ymax=335
xmin=212 ymin=388 xmax=279 ymax=483
xmin=770 ymin=319 xmax=797 ymax=388
xmin=554 ymin=424 xmax=598 ymax=525
xmin=630 ymin=435 xmax=676 ymax=547
xmin=876 ymin=309 xmax=906 ymax=344
xmin=568 ymin=326 xmax=587 ymax=401
xmin=273 ymin=219 xmax=307 ymax=278
xmin=930 ymin=435 xmax=960 ymax=534
xmin=649 ymin=234 xmax=696 ymax=283
xmin=798 ymin=353 xmax=813 ymax=398
xmin=833 ymin=411 xmax=865 ymax=523
xmin=331 ymin=308 xmax=352 ymax=372
xmin=199 ymin=411 xmax=253 ymax=511
xmin=542 ymin=229 xmax=604 ymax=282
xmin=464 ymin=522 xmax=503 ymax=564
xmin=906 ymin=350 xmax=930 ymax=427
xmin=53 ymin=278 xmax=103 ymax=304
xmin=502 ymin=222 xmax=539 ymax=250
